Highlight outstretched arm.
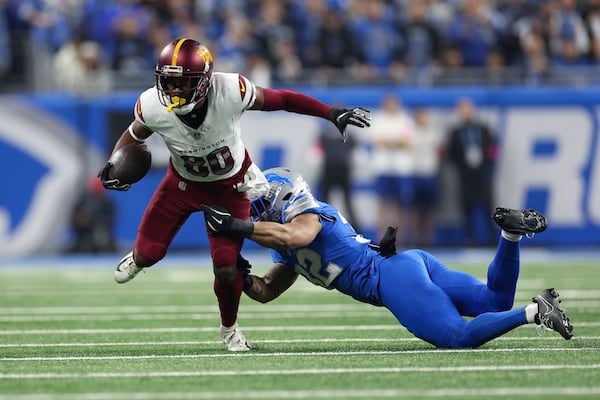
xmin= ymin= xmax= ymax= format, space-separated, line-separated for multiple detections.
xmin=251 ymin=87 xmax=371 ymax=142
xmin=250 ymin=213 xmax=321 ymax=250
xmin=202 ymin=205 xmax=321 ymax=250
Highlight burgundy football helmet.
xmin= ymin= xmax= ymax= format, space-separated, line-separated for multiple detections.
xmin=155 ymin=38 xmax=214 ymax=114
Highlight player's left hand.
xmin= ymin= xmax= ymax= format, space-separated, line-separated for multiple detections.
xmin=328 ymin=107 xmax=371 ymax=142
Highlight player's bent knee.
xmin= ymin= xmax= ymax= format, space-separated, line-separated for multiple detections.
xmin=491 ymin=295 xmax=514 ymax=312
xmin=212 ymin=247 xmax=239 ymax=284
xmin=214 ymin=264 xmax=238 ymax=284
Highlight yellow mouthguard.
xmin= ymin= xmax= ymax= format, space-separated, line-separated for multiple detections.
xmin=167 ymin=96 xmax=187 ymax=112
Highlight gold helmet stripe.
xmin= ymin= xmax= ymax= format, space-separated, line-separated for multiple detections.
xmin=171 ymin=38 xmax=189 ymax=66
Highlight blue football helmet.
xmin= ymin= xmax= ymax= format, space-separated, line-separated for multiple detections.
xmin=249 ymin=167 xmax=318 ymax=223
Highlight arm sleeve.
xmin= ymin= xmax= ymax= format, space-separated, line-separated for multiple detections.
xmin=261 ymin=88 xmax=334 ymax=119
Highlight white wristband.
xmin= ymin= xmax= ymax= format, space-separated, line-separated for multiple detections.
xmin=128 ymin=124 xmax=146 ymax=142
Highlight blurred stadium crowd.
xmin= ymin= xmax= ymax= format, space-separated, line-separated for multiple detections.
xmin=1 ymin=0 xmax=600 ymax=93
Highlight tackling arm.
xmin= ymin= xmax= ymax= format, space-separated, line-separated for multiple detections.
xmin=201 ymin=205 xmax=322 ymax=250
xmin=244 ymin=263 xmax=299 ymax=303
xmin=250 ymin=213 xmax=321 ymax=250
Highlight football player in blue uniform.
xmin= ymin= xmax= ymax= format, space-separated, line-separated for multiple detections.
xmin=201 ymin=167 xmax=573 ymax=348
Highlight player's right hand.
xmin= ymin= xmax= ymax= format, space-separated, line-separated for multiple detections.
xmin=237 ymin=254 xmax=252 ymax=275
xmin=97 ymin=162 xmax=130 ymax=191
xmin=237 ymin=254 xmax=253 ymax=291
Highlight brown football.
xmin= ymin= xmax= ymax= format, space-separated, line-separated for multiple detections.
xmin=108 ymin=143 xmax=152 ymax=184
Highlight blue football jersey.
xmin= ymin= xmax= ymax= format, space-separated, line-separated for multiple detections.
xmin=269 ymin=201 xmax=384 ymax=305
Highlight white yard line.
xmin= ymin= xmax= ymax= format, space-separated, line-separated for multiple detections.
xmin=2 ymin=322 xmax=600 ymax=335
xmin=1 ymin=387 xmax=600 ymax=399
xmin=0 ymin=304 xmax=369 ymax=314
xmin=1 ymin=348 xmax=599 ymax=362
xmin=1 ymin=364 xmax=600 ymax=379
xmin=0 ymin=297 xmax=597 ymax=315
xmin=0 ymin=311 xmax=392 ymax=322
xmin=1 ymin=336 xmax=599 ymax=348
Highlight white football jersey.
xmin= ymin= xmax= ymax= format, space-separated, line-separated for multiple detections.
xmin=134 ymin=72 xmax=257 ymax=182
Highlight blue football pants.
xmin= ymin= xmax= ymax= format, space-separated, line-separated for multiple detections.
xmin=379 ymin=238 xmax=528 ymax=348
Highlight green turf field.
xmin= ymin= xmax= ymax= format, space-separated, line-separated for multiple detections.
xmin=0 ymin=254 xmax=599 ymax=399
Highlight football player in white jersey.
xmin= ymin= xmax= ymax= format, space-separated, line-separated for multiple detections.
xmin=98 ymin=38 xmax=371 ymax=351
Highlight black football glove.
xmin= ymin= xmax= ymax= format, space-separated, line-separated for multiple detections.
xmin=201 ymin=205 xmax=255 ymax=237
xmin=368 ymin=226 xmax=398 ymax=258
xmin=237 ymin=254 xmax=253 ymax=291
xmin=378 ymin=226 xmax=398 ymax=258
xmin=97 ymin=162 xmax=130 ymax=191
xmin=328 ymin=107 xmax=371 ymax=142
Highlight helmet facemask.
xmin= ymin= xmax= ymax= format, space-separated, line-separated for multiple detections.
xmin=156 ymin=67 xmax=210 ymax=114
xmin=154 ymin=39 xmax=214 ymax=114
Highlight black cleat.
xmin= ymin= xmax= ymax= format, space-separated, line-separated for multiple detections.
xmin=492 ymin=207 xmax=547 ymax=235
xmin=532 ymin=288 xmax=573 ymax=340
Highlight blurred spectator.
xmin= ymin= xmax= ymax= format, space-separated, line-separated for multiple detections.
xmin=435 ymin=43 xmax=465 ymax=84
xmin=91 ymin=0 xmax=156 ymax=74
xmin=485 ymin=47 xmax=511 ymax=85
xmin=411 ymin=107 xmax=443 ymax=248
xmin=586 ymin=0 xmax=600 ymax=41
xmin=214 ymin=13 xmax=254 ymax=74
xmin=16 ymin=0 xmax=79 ymax=52
xmin=6 ymin=0 xmax=600 ymax=90
xmin=69 ymin=176 xmax=117 ymax=253
xmin=252 ymin=0 xmax=296 ymax=71
xmin=0 ymin=0 xmax=10 ymax=79
xmin=53 ymin=37 xmax=111 ymax=94
xmin=316 ymin=118 xmax=359 ymax=229
xmin=446 ymin=98 xmax=497 ymax=247
xmin=289 ymin=0 xmax=328 ymax=69
xmin=370 ymin=93 xmax=416 ymax=246
xmin=272 ymin=33 xmax=304 ymax=82
xmin=520 ymin=31 xmax=550 ymax=85
xmin=152 ymin=0 xmax=201 ymax=41
xmin=349 ymin=0 xmax=405 ymax=81
xmin=447 ymin=0 xmax=506 ymax=67
xmin=400 ymin=0 xmax=442 ymax=84
xmin=316 ymin=8 xmax=367 ymax=83
xmin=548 ymin=0 xmax=589 ymax=62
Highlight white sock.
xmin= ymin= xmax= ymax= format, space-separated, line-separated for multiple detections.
xmin=524 ymin=303 xmax=539 ymax=323
xmin=502 ymin=230 xmax=522 ymax=242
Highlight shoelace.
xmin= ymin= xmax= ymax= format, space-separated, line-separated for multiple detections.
xmin=536 ymin=322 xmax=552 ymax=337
xmin=121 ymin=263 xmax=144 ymax=276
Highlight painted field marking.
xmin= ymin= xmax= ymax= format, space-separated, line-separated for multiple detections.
xmin=1 ymin=347 xmax=599 ymax=362
xmin=2 ymin=364 xmax=600 ymax=379
xmin=1 ymin=387 xmax=600 ymax=399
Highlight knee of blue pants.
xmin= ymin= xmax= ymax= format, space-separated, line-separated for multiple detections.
xmin=414 ymin=320 xmax=477 ymax=349
xmin=488 ymin=290 xmax=515 ymax=312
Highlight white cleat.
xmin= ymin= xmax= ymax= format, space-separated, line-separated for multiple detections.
xmin=220 ymin=322 xmax=251 ymax=351
xmin=114 ymin=251 xmax=144 ymax=284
